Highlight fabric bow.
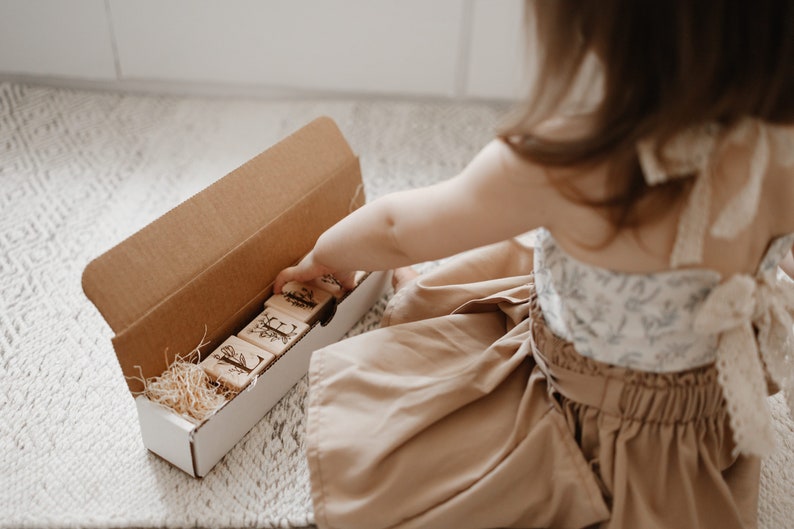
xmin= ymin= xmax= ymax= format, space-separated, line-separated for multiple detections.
xmin=693 ymin=274 xmax=794 ymax=457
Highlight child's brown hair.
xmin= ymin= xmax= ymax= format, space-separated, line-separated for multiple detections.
xmin=500 ymin=0 xmax=794 ymax=229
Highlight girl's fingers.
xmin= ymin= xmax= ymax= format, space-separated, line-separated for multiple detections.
xmin=273 ymin=267 xmax=297 ymax=294
xmin=334 ymin=271 xmax=358 ymax=291
xmin=274 ymin=266 xmax=319 ymax=293
xmin=273 ymin=251 xmax=361 ymax=294
xmin=274 ymin=263 xmax=355 ymax=294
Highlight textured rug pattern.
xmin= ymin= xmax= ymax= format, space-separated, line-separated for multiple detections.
xmin=0 ymin=82 xmax=503 ymax=528
xmin=1 ymin=82 xmax=792 ymax=528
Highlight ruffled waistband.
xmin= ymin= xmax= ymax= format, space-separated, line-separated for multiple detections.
xmin=527 ymin=280 xmax=727 ymax=424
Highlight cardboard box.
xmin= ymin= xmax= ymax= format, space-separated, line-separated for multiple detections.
xmin=82 ymin=117 xmax=391 ymax=477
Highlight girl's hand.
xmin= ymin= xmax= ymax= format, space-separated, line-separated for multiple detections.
xmin=273 ymin=251 xmax=357 ymax=294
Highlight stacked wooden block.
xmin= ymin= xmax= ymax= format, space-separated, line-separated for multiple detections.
xmin=200 ymin=277 xmax=346 ymax=391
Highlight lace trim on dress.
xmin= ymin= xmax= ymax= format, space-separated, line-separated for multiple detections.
xmin=693 ymin=269 xmax=794 ymax=456
xmin=637 ymin=121 xmax=794 ymax=457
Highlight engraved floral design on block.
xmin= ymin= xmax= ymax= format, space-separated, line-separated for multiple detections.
xmin=310 ymin=274 xmax=346 ymax=298
xmin=200 ymin=336 xmax=275 ymax=391
xmin=284 ymin=286 xmax=318 ymax=310
xmin=251 ymin=312 xmax=299 ymax=344
xmin=213 ymin=344 xmax=265 ymax=376
xmin=265 ymin=281 xmax=333 ymax=323
xmin=239 ymin=307 xmax=310 ymax=356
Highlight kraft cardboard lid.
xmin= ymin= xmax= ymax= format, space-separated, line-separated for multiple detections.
xmin=82 ymin=117 xmax=363 ymax=393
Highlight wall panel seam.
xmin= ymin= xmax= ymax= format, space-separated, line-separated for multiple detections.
xmin=104 ymin=0 xmax=122 ymax=79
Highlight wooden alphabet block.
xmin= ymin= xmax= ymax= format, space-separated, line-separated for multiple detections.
xmin=238 ymin=307 xmax=310 ymax=356
xmin=309 ymin=274 xmax=346 ymax=299
xmin=200 ymin=336 xmax=275 ymax=391
xmin=265 ymin=281 xmax=333 ymax=323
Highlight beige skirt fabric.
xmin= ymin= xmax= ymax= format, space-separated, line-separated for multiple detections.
xmin=305 ymin=239 xmax=760 ymax=529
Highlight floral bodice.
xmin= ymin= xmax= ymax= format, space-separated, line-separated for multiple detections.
xmin=535 ymin=229 xmax=794 ymax=371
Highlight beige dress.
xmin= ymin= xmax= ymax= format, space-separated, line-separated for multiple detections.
xmin=305 ymin=121 xmax=794 ymax=529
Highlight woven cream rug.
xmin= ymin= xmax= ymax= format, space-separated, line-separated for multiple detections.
xmin=0 ymin=82 xmax=791 ymax=528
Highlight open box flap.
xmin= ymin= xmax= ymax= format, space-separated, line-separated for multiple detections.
xmin=81 ymin=117 xmax=364 ymax=394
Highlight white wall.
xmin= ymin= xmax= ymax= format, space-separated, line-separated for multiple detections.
xmin=466 ymin=0 xmax=526 ymax=100
xmin=0 ymin=0 xmax=527 ymax=100
xmin=0 ymin=0 xmax=117 ymax=80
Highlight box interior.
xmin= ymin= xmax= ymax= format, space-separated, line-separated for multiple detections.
xmin=82 ymin=117 xmax=364 ymax=394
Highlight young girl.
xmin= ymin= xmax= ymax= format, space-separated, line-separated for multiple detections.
xmin=275 ymin=1 xmax=794 ymax=527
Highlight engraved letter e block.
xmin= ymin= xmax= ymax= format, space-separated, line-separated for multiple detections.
xmin=200 ymin=336 xmax=275 ymax=391
xmin=238 ymin=307 xmax=310 ymax=357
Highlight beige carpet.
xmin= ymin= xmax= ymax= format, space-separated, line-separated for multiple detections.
xmin=0 ymin=82 xmax=791 ymax=528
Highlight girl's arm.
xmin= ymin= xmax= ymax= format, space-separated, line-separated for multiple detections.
xmin=274 ymin=139 xmax=558 ymax=292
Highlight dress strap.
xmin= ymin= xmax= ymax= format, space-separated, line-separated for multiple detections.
xmin=637 ymin=119 xmax=794 ymax=267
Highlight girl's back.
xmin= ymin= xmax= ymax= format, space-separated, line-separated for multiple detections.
xmin=537 ymin=119 xmax=794 ymax=279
